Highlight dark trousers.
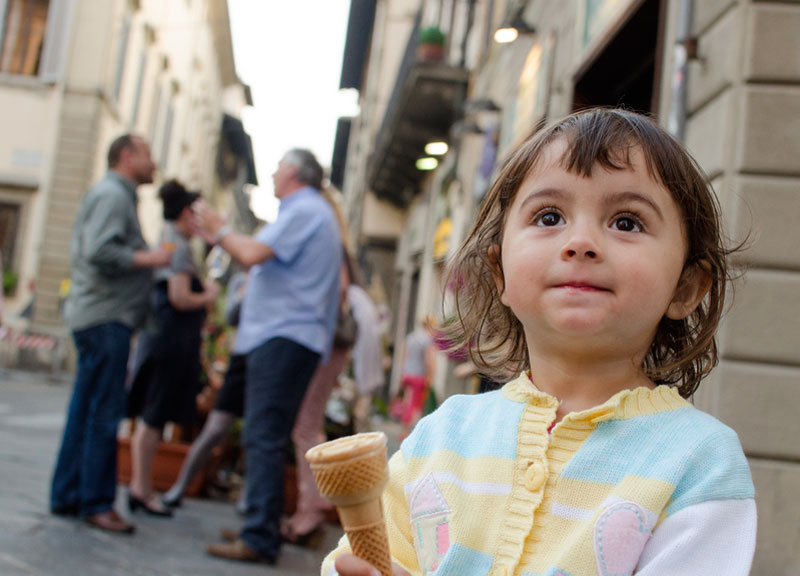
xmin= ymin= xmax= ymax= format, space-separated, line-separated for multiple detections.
xmin=50 ymin=322 xmax=132 ymax=516
xmin=240 ymin=337 xmax=320 ymax=560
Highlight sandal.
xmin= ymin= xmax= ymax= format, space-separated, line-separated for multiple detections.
xmin=281 ymin=518 xmax=326 ymax=548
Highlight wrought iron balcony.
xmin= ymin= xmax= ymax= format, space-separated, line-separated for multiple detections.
xmin=367 ymin=18 xmax=469 ymax=207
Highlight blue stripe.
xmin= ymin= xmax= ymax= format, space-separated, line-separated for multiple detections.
xmin=665 ymin=431 xmax=755 ymax=515
xmin=521 ymin=569 xmax=577 ymax=576
xmin=402 ymin=391 xmax=525 ymax=460
xmin=434 ymin=543 xmax=493 ymax=575
xmin=561 ymin=406 xmax=754 ymax=514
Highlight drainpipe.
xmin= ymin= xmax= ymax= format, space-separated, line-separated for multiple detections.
xmin=459 ymin=0 xmax=477 ymax=68
xmin=667 ymin=0 xmax=695 ymax=140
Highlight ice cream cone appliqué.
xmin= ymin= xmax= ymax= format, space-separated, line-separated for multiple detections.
xmin=408 ymin=473 xmax=451 ymax=573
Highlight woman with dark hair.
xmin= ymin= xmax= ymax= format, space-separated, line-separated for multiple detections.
xmin=126 ymin=180 xmax=220 ymax=516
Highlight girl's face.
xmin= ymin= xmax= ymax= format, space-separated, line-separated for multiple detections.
xmin=497 ymin=139 xmax=706 ymax=364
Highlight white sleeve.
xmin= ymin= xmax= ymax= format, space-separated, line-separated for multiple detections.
xmin=635 ymin=499 xmax=757 ymax=575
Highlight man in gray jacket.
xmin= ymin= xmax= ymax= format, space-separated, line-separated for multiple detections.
xmin=50 ymin=135 xmax=171 ymax=534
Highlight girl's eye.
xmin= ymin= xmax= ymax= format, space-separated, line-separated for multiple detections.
xmin=612 ymin=215 xmax=642 ymax=232
xmin=534 ymin=211 xmax=564 ymax=227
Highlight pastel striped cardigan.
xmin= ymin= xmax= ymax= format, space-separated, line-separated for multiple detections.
xmin=322 ymin=373 xmax=756 ymax=576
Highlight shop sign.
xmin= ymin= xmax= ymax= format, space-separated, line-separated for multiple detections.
xmin=474 ymin=119 xmax=499 ymax=201
xmin=433 ymin=217 xmax=452 ymax=261
xmin=407 ymin=201 xmax=428 ymax=256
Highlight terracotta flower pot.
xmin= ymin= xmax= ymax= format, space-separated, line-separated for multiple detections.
xmin=117 ymin=437 xmax=218 ymax=497
xmin=417 ymin=43 xmax=445 ymax=62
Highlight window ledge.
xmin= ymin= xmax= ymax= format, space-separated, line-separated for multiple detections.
xmin=0 ymin=172 xmax=39 ymax=189
xmin=0 ymin=73 xmax=50 ymax=92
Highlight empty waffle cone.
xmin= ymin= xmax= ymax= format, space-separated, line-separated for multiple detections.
xmin=306 ymin=432 xmax=392 ymax=576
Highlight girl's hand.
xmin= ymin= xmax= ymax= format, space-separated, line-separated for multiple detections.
xmin=333 ymin=553 xmax=411 ymax=576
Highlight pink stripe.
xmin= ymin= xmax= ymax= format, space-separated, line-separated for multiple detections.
xmin=436 ymin=522 xmax=450 ymax=555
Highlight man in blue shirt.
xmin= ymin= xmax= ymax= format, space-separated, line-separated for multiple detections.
xmin=196 ymin=148 xmax=342 ymax=564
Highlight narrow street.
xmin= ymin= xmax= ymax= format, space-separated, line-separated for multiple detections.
xmin=0 ymin=369 xmax=344 ymax=576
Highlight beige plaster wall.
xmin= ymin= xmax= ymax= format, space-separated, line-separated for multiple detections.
xmin=0 ymin=89 xmax=55 ymax=185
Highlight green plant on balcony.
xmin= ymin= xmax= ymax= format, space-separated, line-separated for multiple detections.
xmin=417 ymin=26 xmax=446 ymax=61
xmin=3 ymin=268 xmax=17 ymax=296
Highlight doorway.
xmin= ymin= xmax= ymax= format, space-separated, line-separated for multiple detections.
xmin=572 ymin=0 xmax=666 ymax=114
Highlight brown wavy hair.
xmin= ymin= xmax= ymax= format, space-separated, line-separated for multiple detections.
xmin=443 ymin=108 xmax=734 ymax=398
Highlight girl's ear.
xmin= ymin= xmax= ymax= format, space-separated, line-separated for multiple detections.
xmin=488 ymin=245 xmax=507 ymax=305
xmin=666 ymin=260 xmax=712 ymax=320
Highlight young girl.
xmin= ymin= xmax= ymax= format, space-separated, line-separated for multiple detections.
xmin=325 ymin=108 xmax=756 ymax=576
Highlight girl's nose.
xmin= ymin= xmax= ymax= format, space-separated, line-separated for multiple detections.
xmin=561 ymin=226 xmax=603 ymax=261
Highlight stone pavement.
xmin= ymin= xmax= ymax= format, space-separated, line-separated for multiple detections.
xmin=0 ymin=368 xmax=353 ymax=576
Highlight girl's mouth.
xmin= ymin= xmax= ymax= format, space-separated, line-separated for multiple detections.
xmin=556 ymin=282 xmax=610 ymax=292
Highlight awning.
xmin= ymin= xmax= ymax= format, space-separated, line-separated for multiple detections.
xmin=340 ymin=0 xmax=377 ymax=90
xmin=219 ymin=114 xmax=258 ymax=186
xmin=330 ymin=117 xmax=352 ymax=190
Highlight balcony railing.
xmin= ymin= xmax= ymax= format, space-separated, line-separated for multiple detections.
xmin=367 ymin=14 xmax=469 ymax=207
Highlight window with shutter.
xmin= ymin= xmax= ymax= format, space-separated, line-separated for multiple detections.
xmin=0 ymin=0 xmax=50 ymax=76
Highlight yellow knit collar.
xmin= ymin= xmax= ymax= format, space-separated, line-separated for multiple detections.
xmin=501 ymin=371 xmax=689 ymax=422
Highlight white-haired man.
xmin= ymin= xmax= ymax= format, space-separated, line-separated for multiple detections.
xmin=195 ymin=148 xmax=342 ymax=564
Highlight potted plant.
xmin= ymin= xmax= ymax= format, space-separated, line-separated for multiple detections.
xmin=2 ymin=268 xmax=17 ymax=296
xmin=417 ymin=26 xmax=446 ymax=61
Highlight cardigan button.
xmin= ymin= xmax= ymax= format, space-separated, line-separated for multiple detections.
xmin=524 ymin=461 xmax=546 ymax=492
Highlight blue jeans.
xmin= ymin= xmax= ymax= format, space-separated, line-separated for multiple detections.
xmin=50 ymin=322 xmax=132 ymax=516
xmin=240 ymin=338 xmax=320 ymax=560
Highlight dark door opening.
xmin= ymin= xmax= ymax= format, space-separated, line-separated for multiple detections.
xmin=572 ymin=0 xmax=665 ymax=114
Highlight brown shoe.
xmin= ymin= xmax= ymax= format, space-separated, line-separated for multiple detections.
xmin=219 ymin=527 xmax=238 ymax=542
xmin=84 ymin=510 xmax=135 ymax=534
xmin=206 ymin=539 xmax=274 ymax=564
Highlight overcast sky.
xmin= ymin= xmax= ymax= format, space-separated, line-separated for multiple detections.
xmin=227 ymin=0 xmax=356 ymax=222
